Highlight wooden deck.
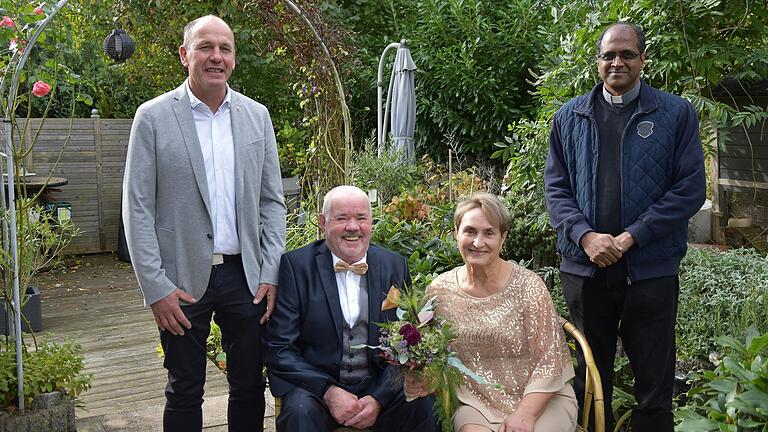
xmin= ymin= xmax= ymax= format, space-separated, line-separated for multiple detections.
xmin=32 ymin=253 xmax=277 ymax=431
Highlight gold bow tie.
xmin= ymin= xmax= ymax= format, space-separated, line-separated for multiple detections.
xmin=334 ymin=261 xmax=368 ymax=275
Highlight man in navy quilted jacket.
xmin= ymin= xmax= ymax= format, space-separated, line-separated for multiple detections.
xmin=544 ymin=22 xmax=706 ymax=432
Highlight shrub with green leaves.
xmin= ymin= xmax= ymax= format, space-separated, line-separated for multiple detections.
xmin=372 ymin=203 xmax=462 ymax=278
xmin=502 ymin=184 xmax=557 ymax=268
xmin=0 ymin=339 xmax=92 ymax=411
xmin=677 ymin=247 xmax=768 ymax=370
xmin=286 ymin=199 xmax=321 ymax=253
xmin=675 ymin=326 xmax=768 ymax=431
xmin=351 ymin=137 xmax=418 ymax=205
xmin=401 ymin=0 xmax=547 ymax=158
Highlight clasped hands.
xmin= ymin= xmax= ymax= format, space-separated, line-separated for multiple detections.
xmin=323 ymin=385 xmax=380 ymax=429
xmin=580 ymin=231 xmax=635 ymax=268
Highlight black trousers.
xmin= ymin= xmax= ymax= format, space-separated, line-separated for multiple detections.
xmin=276 ymin=383 xmax=440 ymax=432
xmin=561 ymin=269 xmax=678 ymax=432
xmin=160 ymin=256 xmax=266 ymax=432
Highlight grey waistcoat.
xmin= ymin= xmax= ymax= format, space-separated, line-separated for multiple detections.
xmin=339 ymin=276 xmax=371 ymax=385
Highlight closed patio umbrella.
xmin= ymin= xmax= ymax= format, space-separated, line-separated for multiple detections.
xmin=378 ymin=40 xmax=417 ymax=162
xmin=387 ymin=45 xmax=417 ymax=161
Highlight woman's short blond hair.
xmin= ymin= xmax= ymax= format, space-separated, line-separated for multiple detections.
xmin=453 ymin=192 xmax=510 ymax=234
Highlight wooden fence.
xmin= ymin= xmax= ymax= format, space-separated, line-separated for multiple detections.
xmin=711 ymin=81 xmax=768 ymax=243
xmin=3 ymin=117 xmax=133 ymax=254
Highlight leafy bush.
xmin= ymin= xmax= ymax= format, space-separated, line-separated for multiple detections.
xmin=0 ymin=339 xmax=92 ymax=411
xmin=391 ymin=0 xmax=547 ymax=157
xmin=351 ymin=138 xmax=418 ymax=204
xmin=2 ymin=201 xmax=79 ymax=340
xmin=677 ymin=247 xmax=768 ymax=370
xmin=675 ymin=326 xmax=768 ymax=431
xmin=207 ymin=321 xmax=226 ymax=372
xmin=372 ymin=204 xmax=461 ymax=278
xmin=502 ymin=184 xmax=557 ymax=268
xmin=286 ymin=201 xmax=321 ymax=253
xmin=276 ymin=120 xmax=310 ymax=178
xmin=325 ymin=0 xmax=551 ymax=159
xmin=542 ymin=268 xmax=568 ymax=319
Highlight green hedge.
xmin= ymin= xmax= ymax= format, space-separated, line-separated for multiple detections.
xmin=677 ymin=247 xmax=768 ymax=370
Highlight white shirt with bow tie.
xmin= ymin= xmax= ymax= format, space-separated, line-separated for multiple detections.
xmin=331 ymin=253 xmax=368 ymax=328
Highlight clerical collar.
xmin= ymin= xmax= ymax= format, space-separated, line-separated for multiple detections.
xmin=602 ymin=81 xmax=641 ymax=106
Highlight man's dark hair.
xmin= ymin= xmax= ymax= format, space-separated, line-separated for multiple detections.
xmin=596 ymin=22 xmax=646 ymax=54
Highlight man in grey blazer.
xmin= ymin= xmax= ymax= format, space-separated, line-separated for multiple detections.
xmin=122 ymin=15 xmax=286 ymax=432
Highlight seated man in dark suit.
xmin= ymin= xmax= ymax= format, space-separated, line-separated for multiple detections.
xmin=265 ymin=185 xmax=439 ymax=432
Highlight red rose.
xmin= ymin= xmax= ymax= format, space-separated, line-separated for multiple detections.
xmin=399 ymin=323 xmax=421 ymax=346
xmin=1 ymin=16 xmax=15 ymax=28
xmin=32 ymin=80 xmax=51 ymax=97
xmin=34 ymin=6 xmax=44 ymax=15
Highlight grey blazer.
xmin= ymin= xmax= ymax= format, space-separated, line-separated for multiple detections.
xmin=122 ymin=83 xmax=286 ymax=306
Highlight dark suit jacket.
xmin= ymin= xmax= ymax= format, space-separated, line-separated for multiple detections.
xmin=265 ymin=240 xmax=410 ymax=407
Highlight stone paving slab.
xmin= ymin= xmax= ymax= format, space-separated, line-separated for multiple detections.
xmin=76 ymin=391 xmax=278 ymax=432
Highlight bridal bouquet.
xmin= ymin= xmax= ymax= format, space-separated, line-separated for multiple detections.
xmin=356 ymin=283 xmax=501 ymax=432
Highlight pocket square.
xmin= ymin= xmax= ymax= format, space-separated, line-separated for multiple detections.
xmin=381 ymin=286 xmax=401 ymax=311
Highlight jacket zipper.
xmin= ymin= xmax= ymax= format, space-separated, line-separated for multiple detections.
xmin=587 ymin=115 xmax=600 ymax=278
xmin=619 ymin=109 xmax=647 ymax=286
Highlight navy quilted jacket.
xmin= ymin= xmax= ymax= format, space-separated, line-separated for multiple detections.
xmin=544 ymin=82 xmax=706 ymax=282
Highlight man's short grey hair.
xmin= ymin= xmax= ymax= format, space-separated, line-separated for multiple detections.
xmin=182 ymin=15 xmax=227 ymax=49
xmin=322 ymin=186 xmax=372 ymax=216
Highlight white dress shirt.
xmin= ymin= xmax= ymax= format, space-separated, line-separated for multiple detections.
xmin=331 ymin=253 xmax=367 ymax=328
xmin=185 ymin=80 xmax=239 ymax=255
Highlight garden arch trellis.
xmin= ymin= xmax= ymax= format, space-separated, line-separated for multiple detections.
xmin=244 ymin=0 xmax=354 ymax=193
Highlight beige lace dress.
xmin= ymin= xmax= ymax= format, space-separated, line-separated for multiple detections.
xmin=428 ymin=262 xmax=577 ymax=431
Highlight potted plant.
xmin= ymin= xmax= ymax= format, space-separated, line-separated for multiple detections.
xmin=1 ymin=199 xmax=78 ymax=336
xmin=0 ymin=338 xmax=92 ymax=432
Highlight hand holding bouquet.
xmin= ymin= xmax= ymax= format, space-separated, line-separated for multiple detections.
xmin=356 ymin=283 xmax=501 ymax=432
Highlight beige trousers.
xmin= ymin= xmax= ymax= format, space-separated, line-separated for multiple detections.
xmin=452 ymin=392 xmax=578 ymax=432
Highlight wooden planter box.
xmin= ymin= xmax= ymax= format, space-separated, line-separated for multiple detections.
xmin=0 ymin=391 xmax=75 ymax=432
xmin=0 ymin=286 xmax=42 ymax=335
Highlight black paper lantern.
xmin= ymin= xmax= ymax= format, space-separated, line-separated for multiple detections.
xmin=103 ymin=29 xmax=135 ymax=63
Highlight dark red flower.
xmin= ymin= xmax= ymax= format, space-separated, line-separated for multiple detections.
xmin=399 ymin=323 xmax=421 ymax=345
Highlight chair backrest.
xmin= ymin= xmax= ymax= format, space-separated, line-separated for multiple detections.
xmin=561 ymin=319 xmax=605 ymax=432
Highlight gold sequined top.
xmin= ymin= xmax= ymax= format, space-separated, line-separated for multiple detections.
xmin=428 ymin=262 xmax=575 ymax=423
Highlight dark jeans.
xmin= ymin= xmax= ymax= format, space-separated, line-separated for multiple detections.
xmin=561 ymin=269 xmax=678 ymax=432
xmin=276 ymin=384 xmax=440 ymax=432
xmin=160 ymin=256 xmax=266 ymax=432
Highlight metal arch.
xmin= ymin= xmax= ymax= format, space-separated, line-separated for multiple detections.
xmin=2 ymin=0 xmax=70 ymax=414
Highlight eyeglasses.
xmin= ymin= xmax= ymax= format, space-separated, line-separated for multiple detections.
xmin=597 ymin=50 xmax=641 ymax=62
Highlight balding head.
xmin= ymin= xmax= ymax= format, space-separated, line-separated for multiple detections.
xmin=596 ymin=22 xmax=645 ymax=54
xmin=322 ymin=186 xmax=371 ymax=217
xmin=182 ymin=15 xmax=232 ymax=50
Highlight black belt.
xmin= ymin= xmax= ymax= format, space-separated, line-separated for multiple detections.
xmin=212 ymin=253 xmax=241 ymax=266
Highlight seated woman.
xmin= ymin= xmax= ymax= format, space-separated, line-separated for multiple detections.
xmin=406 ymin=192 xmax=577 ymax=432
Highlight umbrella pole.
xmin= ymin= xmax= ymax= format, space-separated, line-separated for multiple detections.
xmin=377 ymin=42 xmax=400 ymax=157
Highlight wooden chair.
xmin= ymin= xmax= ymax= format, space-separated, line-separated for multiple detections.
xmin=562 ymin=319 xmax=605 ymax=432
